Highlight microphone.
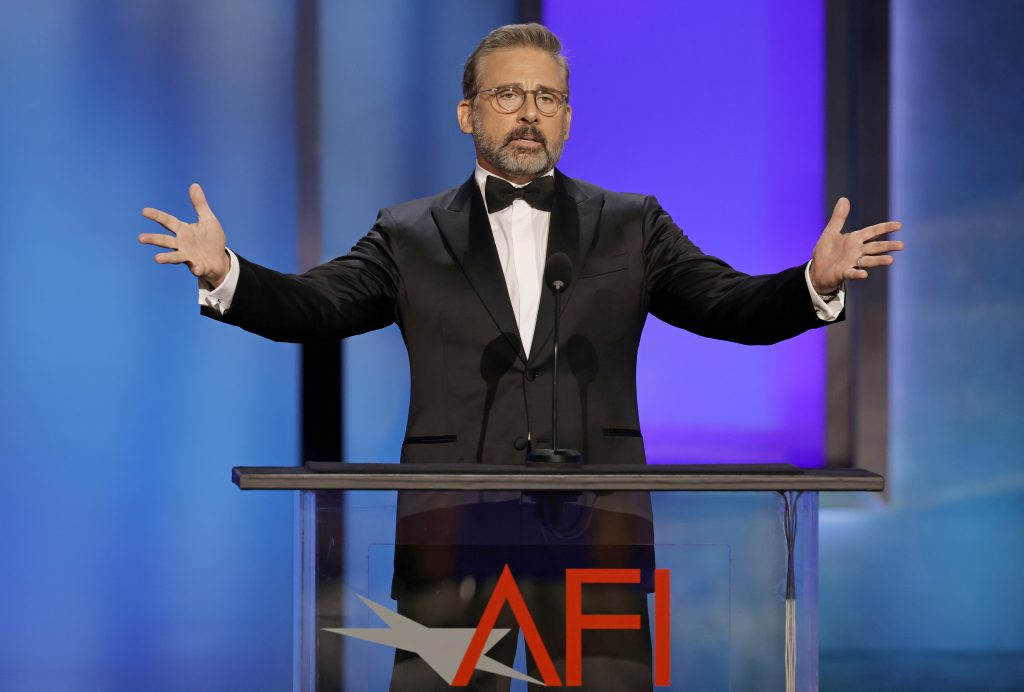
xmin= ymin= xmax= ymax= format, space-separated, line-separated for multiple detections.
xmin=545 ymin=252 xmax=572 ymax=294
xmin=527 ymin=252 xmax=584 ymax=467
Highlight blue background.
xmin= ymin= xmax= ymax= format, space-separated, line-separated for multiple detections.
xmin=818 ymin=1 xmax=1024 ymax=685
xmin=1 ymin=2 xmax=297 ymax=689
xmin=1 ymin=0 xmax=1022 ymax=689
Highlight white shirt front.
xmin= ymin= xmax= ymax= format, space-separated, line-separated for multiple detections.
xmin=473 ymin=164 xmax=553 ymax=358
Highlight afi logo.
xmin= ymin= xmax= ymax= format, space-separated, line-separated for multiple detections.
xmin=328 ymin=565 xmax=671 ymax=687
xmin=454 ymin=565 xmax=672 ymax=687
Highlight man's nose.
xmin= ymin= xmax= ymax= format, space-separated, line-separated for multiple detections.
xmin=518 ymin=94 xmax=540 ymax=123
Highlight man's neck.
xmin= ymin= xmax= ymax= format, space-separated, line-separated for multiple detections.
xmin=477 ymin=159 xmax=557 ymax=186
xmin=475 ymin=159 xmax=552 ymax=186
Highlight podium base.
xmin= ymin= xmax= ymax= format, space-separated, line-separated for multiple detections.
xmin=525 ymin=448 xmax=584 ymax=467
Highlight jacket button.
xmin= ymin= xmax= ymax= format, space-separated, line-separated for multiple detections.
xmin=525 ymin=369 xmax=537 ymax=381
xmin=513 ymin=437 xmax=528 ymax=451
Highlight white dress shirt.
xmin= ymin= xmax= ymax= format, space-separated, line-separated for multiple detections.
xmin=200 ymin=169 xmax=844 ymax=335
xmin=473 ymin=164 xmax=553 ymax=357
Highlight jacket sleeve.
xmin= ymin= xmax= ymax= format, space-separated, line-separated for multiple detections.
xmin=201 ymin=208 xmax=400 ymax=343
xmin=641 ymin=196 xmax=837 ymax=345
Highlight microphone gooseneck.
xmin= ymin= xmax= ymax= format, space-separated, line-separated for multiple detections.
xmin=547 ymin=253 xmax=572 ymax=451
xmin=527 ymin=253 xmax=583 ymax=467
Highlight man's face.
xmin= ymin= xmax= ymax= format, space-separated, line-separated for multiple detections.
xmin=458 ymin=47 xmax=572 ymax=184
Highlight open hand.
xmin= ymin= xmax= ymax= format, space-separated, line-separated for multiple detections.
xmin=810 ymin=197 xmax=903 ymax=294
xmin=139 ymin=183 xmax=230 ymax=287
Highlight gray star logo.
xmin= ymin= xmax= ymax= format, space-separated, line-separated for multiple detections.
xmin=324 ymin=594 xmax=545 ymax=686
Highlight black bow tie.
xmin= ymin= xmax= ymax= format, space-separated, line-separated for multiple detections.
xmin=484 ymin=175 xmax=555 ymax=213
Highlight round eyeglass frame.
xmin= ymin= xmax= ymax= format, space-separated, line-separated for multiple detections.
xmin=474 ymin=85 xmax=568 ymax=116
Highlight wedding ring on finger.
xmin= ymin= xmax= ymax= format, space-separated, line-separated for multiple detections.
xmin=855 ymin=256 xmax=863 ymax=270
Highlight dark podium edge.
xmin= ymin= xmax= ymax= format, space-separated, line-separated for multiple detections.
xmin=232 ymin=464 xmax=884 ymax=492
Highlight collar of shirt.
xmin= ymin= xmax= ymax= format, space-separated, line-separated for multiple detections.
xmin=474 ymin=164 xmax=555 ymax=215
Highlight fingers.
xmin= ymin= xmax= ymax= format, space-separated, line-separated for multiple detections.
xmin=149 ymin=245 xmax=205 ymax=276
xmin=858 ymin=220 xmax=902 ymax=241
xmin=849 ymin=236 xmax=903 ymax=274
xmin=137 ymin=232 xmax=177 ymax=249
xmin=141 ymin=207 xmax=184 ymax=234
xmin=154 ymin=250 xmax=185 ymax=265
xmin=862 ymin=239 xmax=904 ymax=255
xmin=824 ymin=197 xmax=850 ymax=235
xmin=853 ymin=254 xmax=894 ymax=269
xmin=189 ymin=182 xmax=214 ymax=220
xmin=844 ymin=254 xmax=895 ymax=282
xmin=153 ymin=251 xmax=206 ymax=277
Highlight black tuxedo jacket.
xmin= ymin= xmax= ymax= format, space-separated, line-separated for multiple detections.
xmin=205 ymin=170 xmax=832 ymax=467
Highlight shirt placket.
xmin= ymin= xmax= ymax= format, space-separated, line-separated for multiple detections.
xmin=511 ymin=199 xmax=540 ymax=356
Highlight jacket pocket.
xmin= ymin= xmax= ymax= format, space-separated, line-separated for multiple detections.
xmin=403 ymin=434 xmax=458 ymax=445
xmin=602 ymin=427 xmax=643 ymax=438
xmin=580 ymin=252 xmax=629 ymax=278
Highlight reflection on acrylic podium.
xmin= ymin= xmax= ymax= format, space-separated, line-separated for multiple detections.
xmin=233 ymin=463 xmax=882 ymax=691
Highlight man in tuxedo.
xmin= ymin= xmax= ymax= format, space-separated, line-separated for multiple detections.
xmin=139 ymin=22 xmax=900 ymax=691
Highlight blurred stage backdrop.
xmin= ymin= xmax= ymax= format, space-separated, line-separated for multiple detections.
xmin=1 ymin=1 xmax=1021 ymax=690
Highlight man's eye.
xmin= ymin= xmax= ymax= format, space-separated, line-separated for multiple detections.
xmin=537 ymin=93 xmax=557 ymax=106
xmin=497 ymin=89 xmax=520 ymax=101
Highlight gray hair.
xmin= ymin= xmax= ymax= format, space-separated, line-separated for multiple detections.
xmin=462 ymin=23 xmax=569 ymax=99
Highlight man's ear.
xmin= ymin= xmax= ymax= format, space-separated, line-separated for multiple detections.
xmin=457 ymin=100 xmax=474 ymax=134
xmin=564 ymin=104 xmax=572 ymax=141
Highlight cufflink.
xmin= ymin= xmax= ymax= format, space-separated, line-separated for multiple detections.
xmin=820 ymin=285 xmax=842 ymax=303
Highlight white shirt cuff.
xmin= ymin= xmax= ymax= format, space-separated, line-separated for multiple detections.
xmin=805 ymin=260 xmax=844 ymax=322
xmin=198 ymin=248 xmax=239 ymax=316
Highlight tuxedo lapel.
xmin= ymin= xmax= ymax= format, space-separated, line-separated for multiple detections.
xmin=528 ymin=171 xmax=604 ymax=361
xmin=432 ymin=177 xmax=527 ymax=363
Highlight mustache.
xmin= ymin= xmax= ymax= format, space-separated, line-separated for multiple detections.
xmin=503 ymin=126 xmax=547 ymax=146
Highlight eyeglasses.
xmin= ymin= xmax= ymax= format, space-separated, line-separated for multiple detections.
xmin=475 ymin=85 xmax=568 ymax=116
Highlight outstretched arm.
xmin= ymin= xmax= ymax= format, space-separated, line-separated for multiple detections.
xmin=138 ymin=184 xmax=399 ymax=343
xmin=644 ymin=195 xmax=903 ymax=345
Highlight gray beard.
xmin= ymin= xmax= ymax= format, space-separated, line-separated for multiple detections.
xmin=472 ymin=110 xmax=567 ymax=179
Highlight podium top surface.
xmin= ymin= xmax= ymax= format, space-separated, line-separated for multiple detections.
xmin=231 ymin=463 xmax=884 ymax=492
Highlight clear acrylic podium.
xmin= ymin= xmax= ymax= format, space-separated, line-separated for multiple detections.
xmin=233 ymin=464 xmax=882 ymax=691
